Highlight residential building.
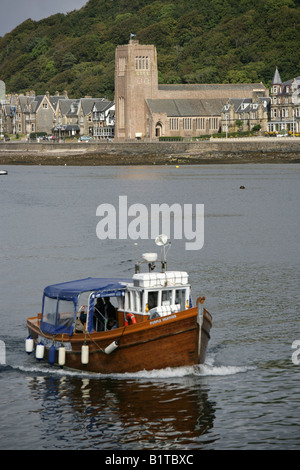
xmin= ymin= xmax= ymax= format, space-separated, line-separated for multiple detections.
xmin=52 ymin=97 xmax=114 ymax=137
xmin=9 ymin=91 xmax=69 ymax=136
xmin=221 ymin=94 xmax=271 ymax=134
xmin=268 ymin=67 xmax=300 ymax=133
xmin=53 ymin=98 xmax=80 ymax=137
xmin=92 ymin=100 xmax=115 ymax=139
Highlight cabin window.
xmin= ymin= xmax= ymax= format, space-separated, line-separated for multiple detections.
xmin=175 ymin=289 xmax=186 ymax=310
xmin=161 ymin=290 xmax=173 ymax=306
xmin=43 ymin=296 xmax=57 ymax=325
xmin=147 ymin=291 xmax=158 ymax=310
xmin=57 ymin=300 xmax=75 ymax=329
xmin=127 ymin=290 xmax=143 ymax=313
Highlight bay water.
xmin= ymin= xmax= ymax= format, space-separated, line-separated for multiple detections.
xmin=0 ymin=163 xmax=299 ymax=450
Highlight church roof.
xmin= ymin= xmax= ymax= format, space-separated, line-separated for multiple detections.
xmin=147 ymin=98 xmax=228 ymax=116
xmin=158 ymin=83 xmax=266 ymax=92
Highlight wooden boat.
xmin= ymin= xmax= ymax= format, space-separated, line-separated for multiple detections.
xmin=26 ymin=236 xmax=212 ymax=373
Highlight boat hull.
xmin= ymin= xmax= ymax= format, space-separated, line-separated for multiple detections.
xmin=27 ymin=307 xmax=212 ymax=374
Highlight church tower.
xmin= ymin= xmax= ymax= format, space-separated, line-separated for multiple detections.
xmin=114 ymin=39 xmax=158 ymax=139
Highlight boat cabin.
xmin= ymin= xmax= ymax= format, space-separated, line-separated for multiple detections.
xmin=39 ymin=270 xmax=191 ymax=337
xmin=123 ymin=271 xmax=191 ymax=319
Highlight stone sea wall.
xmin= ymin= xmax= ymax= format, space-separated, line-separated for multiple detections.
xmin=0 ymin=138 xmax=299 ymax=165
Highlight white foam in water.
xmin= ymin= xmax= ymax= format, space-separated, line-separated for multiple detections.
xmin=13 ymin=354 xmax=255 ymax=380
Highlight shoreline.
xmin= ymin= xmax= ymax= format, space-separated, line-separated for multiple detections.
xmin=1 ymin=152 xmax=300 ymax=166
xmin=0 ymin=139 xmax=299 ymax=166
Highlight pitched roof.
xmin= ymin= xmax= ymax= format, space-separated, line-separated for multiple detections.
xmin=158 ymin=83 xmax=266 ymax=92
xmin=271 ymin=67 xmax=282 ymax=85
xmin=147 ymin=98 xmax=227 ymax=116
xmin=80 ymin=97 xmax=107 ymax=115
xmin=92 ymin=100 xmax=114 ymax=113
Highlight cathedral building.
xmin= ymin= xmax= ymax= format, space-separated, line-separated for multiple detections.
xmin=114 ymin=39 xmax=268 ymax=140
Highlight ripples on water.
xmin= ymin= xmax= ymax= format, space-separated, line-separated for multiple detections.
xmin=0 ymin=164 xmax=299 ymax=450
xmin=0 ymin=359 xmax=255 ymax=450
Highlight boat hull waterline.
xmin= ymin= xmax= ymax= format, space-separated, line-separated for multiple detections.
xmin=27 ymin=306 xmax=212 ymax=374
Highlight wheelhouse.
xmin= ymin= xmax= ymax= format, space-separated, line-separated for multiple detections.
xmin=40 ymin=271 xmax=192 ymax=337
xmin=124 ymin=271 xmax=191 ymax=319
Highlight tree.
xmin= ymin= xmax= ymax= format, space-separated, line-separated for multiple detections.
xmin=235 ymin=119 xmax=243 ymax=131
xmin=61 ymin=52 xmax=77 ymax=70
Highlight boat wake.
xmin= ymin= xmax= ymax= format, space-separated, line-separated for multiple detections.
xmin=5 ymin=355 xmax=255 ymax=381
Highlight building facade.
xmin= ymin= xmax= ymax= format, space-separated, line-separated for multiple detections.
xmin=221 ymin=95 xmax=271 ymax=134
xmin=114 ymin=39 xmax=269 ymax=140
xmin=268 ymin=67 xmax=300 ymax=134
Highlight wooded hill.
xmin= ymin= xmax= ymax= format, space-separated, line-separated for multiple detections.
xmin=0 ymin=0 xmax=299 ymax=99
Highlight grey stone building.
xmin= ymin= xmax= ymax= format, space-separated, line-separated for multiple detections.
xmin=268 ymin=67 xmax=300 ymax=134
xmin=221 ymin=95 xmax=271 ymax=134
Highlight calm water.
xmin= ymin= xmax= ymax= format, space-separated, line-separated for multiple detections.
xmin=0 ymin=163 xmax=299 ymax=450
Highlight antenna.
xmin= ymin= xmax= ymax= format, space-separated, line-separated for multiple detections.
xmin=155 ymin=234 xmax=171 ymax=272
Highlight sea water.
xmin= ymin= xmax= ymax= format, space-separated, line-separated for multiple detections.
xmin=0 ymin=164 xmax=299 ymax=450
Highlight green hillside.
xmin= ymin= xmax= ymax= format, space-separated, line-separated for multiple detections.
xmin=0 ymin=0 xmax=299 ymax=99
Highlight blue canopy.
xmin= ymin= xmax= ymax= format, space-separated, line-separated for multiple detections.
xmin=41 ymin=277 xmax=131 ymax=336
xmin=43 ymin=277 xmax=130 ymax=301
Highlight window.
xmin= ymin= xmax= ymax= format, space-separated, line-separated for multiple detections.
xmin=43 ymin=103 xmax=48 ymax=109
xmin=175 ymin=289 xmax=186 ymax=310
xmin=135 ymin=56 xmax=149 ymax=70
xmin=183 ymin=118 xmax=192 ymax=130
xmin=209 ymin=117 xmax=219 ymax=130
xmin=147 ymin=291 xmax=158 ymax=310
xmin=170 ymin=118 xmax=178 ymax=130
xmin=162 ymin=290 xmax=173 ymax=306
xmin=43 ymin=296 xmax=57 ymax=326
xmin=57 ymin=300 xmax=75 ymax=330
xmin=130 ymin=290 xmax=142 ymax=312
xmin=118 ymin=97 xmax=125 ymax=129
xmin=195 ymin=118 xmax=205 ymax=130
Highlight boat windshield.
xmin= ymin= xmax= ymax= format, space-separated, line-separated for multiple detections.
xmin=41 ymin=296 xmax=75 ymax=335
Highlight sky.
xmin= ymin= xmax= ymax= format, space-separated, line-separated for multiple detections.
xmin=0 ymin=0 xmax=88 ymax=37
